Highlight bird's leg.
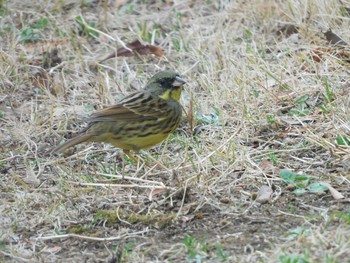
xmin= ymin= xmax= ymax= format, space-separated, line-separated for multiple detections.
xmin=123 ymin=149 xmax=139 ymax=163
xmin=123 ymin=149 xmax=152 ymax=168
xmin=118 ymin=150 xmax=135 ymax=180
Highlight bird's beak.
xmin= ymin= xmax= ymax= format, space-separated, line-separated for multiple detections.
xmin=172 ymin=76 xmax=186 ymax=87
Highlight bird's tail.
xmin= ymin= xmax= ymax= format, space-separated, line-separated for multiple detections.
xmin=51 ymin=133 xmax=94 ymax=154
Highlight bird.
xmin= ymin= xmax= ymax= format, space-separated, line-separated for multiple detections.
xmin=52 ymin=70 xmax=186 ymax=163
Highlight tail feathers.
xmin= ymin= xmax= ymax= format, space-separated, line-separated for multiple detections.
xmin=51 ymin=133 xmax=94 ymax=154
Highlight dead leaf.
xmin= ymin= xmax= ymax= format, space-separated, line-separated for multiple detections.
xmin=256 ymin=185 xmax=273 ymax=203
xmin=285 ymin=185 xmax=296 ymax=191
xmin=116 ymin=39 xmax=163 ymax=57
xmin=324 ymin=29 xmax=348 ymax=47
xmin=149 ymin=187 xmax=167 ymax=200
xmin=220 ymin=197 xmax=231 ymax=204
xmin=332 ymin=50 xmax=350 ymax=63
xmin=259 ymin=160 xmax=276 ymax=174
xmin=328 ymin=185 xmax=345 ymax=200
xmin=43 ymin=246 xmax=62 ymax=254
xmin=309 ymin=48 xmax=350 ymax=64
xmin=114 ymin=0 xmax=127 ymax=8
xmin=100 ymin=39 xmax=164 ymax=63
xmin=181 ymin=214 xmax=195 ymax=223
xmin=310 ymin=49 xmax=324 ymax=63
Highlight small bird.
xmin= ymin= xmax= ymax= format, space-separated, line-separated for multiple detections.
xmin=52 ymin=70 xmax=186 ymax=162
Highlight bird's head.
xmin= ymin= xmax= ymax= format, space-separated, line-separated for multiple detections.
xmin=145 ymin=70 xmax=186 ymax=101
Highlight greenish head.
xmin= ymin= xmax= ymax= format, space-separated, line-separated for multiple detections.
xmin=145 ymin=70 xmax=186 ymax=101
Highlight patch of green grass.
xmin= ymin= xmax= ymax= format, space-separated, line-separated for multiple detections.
xmin=244 ymin=28 xmax=253 ymax=44
xmin=172 ymin=37 xmax=182 ymax=51
xmin=280 ymin=169 xmax=312 ymax=188
xmin=332 ymin=209 xmax=350 ymax=224
xmin=323 ymin=78 xmax=334 ymax=103
xmin=196 ymin=107 xmax=222 ymax=125
xmin=112 ymin=242 xmax=135 ymax=262
xmin=267 ymin=152 xmax=278 ymax=164
xmin=280 ymin=169 xmax=329 ymax=195
xmin=279 ymin=252 xmax=310 ymax=263
xmin=0 ymin=239 xmax=4 ymax=250
xmin=19 ymin=17 xmax=48 ymax=43
xmin=183 ymin=235 xmax=229 ymax=261
xmin=289 ymin=95 xmax=311 ymax=116
xmin=117 ymin=2 xmax=135 ymax=14
xmin=98 ymin=161 xmax=118 ymax=175
xmin=318 ymin=78 xmax=335 ymax=113
xmin=279 ymin=251 xmax=339 ymax=263
xmin=339 ymin=4 xmax=350 ymax=17
xmin=266 ymin=114 xmax=276 ymax=125
xmin=250 ymin=88 xmax=261 ymax=98
xmin=137 ymin=21 xmax=161 ymax=43
xmin=66 ymin=224 xmax=93 ymax=234
xmin=184 ymin=235 xmax=199 ymax=259
xmin=215 ymin=243 xmax=228 ymax=261
xmin=335 ymin=136 xmax=350 ymax=146
xmin=84 ymin=104 xmax=95 ymax=111
xmin=324 ymin=254 xmax=340 ymax=263
xmin=287 ymin=226 xmax=310 ymax=240
xmin=75 ymin=15 xmax=99 ymax=38
xmin=168 ymin=131 xmax=188 ymax=149
xmin=0 ymin=0 xmax=7 ymax=17
xmin=81 ymin=174 xmax=97 ymax=183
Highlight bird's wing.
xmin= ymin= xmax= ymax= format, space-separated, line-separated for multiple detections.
xmin=89 ymin=91 xmax=171 ymax=122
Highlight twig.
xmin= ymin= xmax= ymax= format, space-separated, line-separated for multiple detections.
xmin=68 ymin=181 xmax=175 ymax=190
xmin=0 ymin=251 xmax=30 ymax=262
xmin=36 ymin=229 xmax=149 ymax=241
xmin=96 ymin=172 xmax=165 ymax=186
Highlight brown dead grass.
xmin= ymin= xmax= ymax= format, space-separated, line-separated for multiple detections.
xmin=1 ymin=0 xmax=350 ymax=262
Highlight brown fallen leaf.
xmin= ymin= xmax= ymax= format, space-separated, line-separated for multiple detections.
xmin=259 ymin=160 xmax=276 ymax=174
xmin=328 ymin=185 xmax=345 ymax=200
xmin=100 ymin=39 xmax=164 ymax=63
xmin=255 ymin=185 xmax=273 ymax=203
xmin=113 ymin=0 xmax=127 ymax=8
xmin=310 ymin=49 xmax=324 ymax=63
xmin=308 ymin=48 xmax=350 ymax=64
xmin=43 ymin=246 xmax=62 ymax=254
xmin=149 ymin=187 xmax=167 ymax=200
xmin=181 ymin=215 xmax=196 ymax=223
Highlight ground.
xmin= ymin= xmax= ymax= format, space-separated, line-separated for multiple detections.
xmin=1 ymin=0 xmax=350 ymax=262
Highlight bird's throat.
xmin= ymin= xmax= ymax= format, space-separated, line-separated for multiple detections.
xmin=159 ymin=87 xmax=183 ymax=101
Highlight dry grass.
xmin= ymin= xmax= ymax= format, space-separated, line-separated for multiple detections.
xmin=1 ymin=0 xmax=350 ymax=262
